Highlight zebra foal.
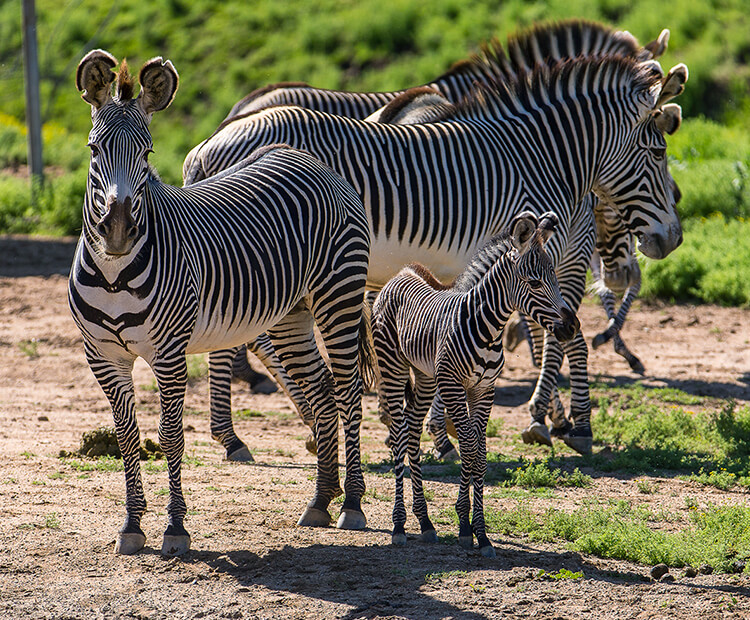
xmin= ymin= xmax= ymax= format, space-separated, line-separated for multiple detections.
xmin=70 ymin=50 xmax=370 ymax=555
xmin=372 ymin=212 xmax=579 ymax=557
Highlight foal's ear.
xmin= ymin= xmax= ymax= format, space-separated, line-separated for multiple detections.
xmin=77 ymin=49 xmax=117 ymax=109
xmin=537 ymin=211 xmax=559 ymax=244
xmin=137 ymin=57 xmax=179 ymax=116
xmin=509 ymin=211 xmax=539 ymax=251
xmin=654 ymin=103 xmax=682 ymax=135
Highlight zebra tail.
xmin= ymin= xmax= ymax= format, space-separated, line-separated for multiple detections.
xmin=358 ymin=301 xmax=378 ymax=393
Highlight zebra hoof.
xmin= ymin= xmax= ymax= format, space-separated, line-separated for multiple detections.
xmin=297 ymin=506 xmax=332 ymax=527
xmin=392 ymin=532 xmax=407 ymax=546
xmin=562 ymin=435 xmax=593 ymax=455
xmin=250 ymin=376 xmax=278 ymax=395
xmin=592 ymin=332 xmax=609 ymax=349
xmin=115 ymin=532 xmax=146 ymax=555
xmin=304 ymin=433 xmax=317 ymax=456
xmin=458 ymin=535 xmax=474 ymax=550
xmin=420 ymin=529 xmax=438 ymax=543
xmin=225 ymin=445 xmax=254 ymax=462
xmin=521 ymin=422 xmax=552 ymax=447
xmin=337 ymin=509 xmax=367 ymax=530
xmin=161 ymin=534 xmax=191 ymax=556
xmin=629 ymin=358 xmax=646 ymax=375
xmin=479 ymin=544 xmax=496 ymax=558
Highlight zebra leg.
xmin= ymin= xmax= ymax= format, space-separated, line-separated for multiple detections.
xmin=267 ymin=308 xmax=346 ymax=528
xmin=231 ymin=344 xmax=278 ymax=394
xmin=425 ymin=391 xmax=458 ymax=460
xmin=592 ymin=290 xmax=618 ymax=349
xmin=209 ymin=348 xmax=253 ymax=462
xmin=440 ymin=382 xmax=475 ymax=550
xmin=468 ymin=388 xmax=495 ymax=558
xmin=522 ymin=330 xmax=559 ymax=447
xmin=151 ymin=353 xmax=192 ymax=556
xmin=246 ymin=334 xmax=317 ymax=453
xmin=406 ymin=372 xmax=439 ymax=542
xmin=559 ymin=332 xmax=593 ymax=454
xmin=85 ymin=344 xmax=146 ymax=555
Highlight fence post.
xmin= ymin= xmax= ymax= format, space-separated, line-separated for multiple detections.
xmin=22 ymin=0 xmax=44 ymax=198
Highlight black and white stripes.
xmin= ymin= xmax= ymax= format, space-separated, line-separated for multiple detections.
xmin=69 ymin=50 xmax=371 ymax=555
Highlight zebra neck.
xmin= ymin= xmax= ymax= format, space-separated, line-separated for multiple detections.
xmin=463 ymin=262 xmax=514 ymax=344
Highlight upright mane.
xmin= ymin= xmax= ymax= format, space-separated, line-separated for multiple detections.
xmin=446 ymin=55 xmax=662 ymax=121
xmin=115 ymin=59 xmax=135 ymax=101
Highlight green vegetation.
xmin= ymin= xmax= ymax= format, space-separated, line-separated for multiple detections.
xmin=478 ymin=500 xmax=750 ymax=573
xmin=502 ymin=458 xmax=592 ymax=488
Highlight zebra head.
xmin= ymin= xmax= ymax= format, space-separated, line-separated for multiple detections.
xmin=508 ymin=212 xmax=580 ymax=342
xmin=594 ymin=62 xmax=687 ymax=261
xmin=77 ymin=50 xmax=179 ymax=257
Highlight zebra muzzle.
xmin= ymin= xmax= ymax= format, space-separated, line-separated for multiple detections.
xmin=552 ymin=307 xmax=580 ymax=342
xmin=97 ymin=196 xmax=139 ymax=256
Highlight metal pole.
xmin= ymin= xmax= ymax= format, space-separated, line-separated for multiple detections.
xmin=22 ymin=0 xmax=44 ymax=192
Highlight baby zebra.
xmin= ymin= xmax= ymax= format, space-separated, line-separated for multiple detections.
xmin=372 ymin=212 xmax=579 ymax=557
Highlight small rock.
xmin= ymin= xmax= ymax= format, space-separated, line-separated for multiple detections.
xmin=650 ymin=563 xmax=670 ymax=581
xmin=699 ymin=564 xmax=713 ymax=575
xmin=660 ymin=573 xmax=676 ymax=583
xmin=682 ymin=566 xmax=698 ymax=578
xmin=38 ymin=415 xmax=49 ymax=422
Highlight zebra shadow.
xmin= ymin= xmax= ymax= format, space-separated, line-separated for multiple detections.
xmin=587 ymin=371 xmax=750 ymax=402
xmin=0 ymin=235 xmax=77 ymax=277
xmin=185 ymin=538 xmax=651 ymax=619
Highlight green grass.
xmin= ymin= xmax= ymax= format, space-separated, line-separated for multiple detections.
xmin=502 ymin=458 xmax=592 ymax=489
xmin=469 ymin=500 xmax=750 ymax=573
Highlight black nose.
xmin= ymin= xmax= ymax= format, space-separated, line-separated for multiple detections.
xmin=553 ymin=307 xmax=580 ymax=342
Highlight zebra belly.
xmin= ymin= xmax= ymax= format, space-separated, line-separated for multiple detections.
xmin=368 ymin=236 xmax=482 ymax=287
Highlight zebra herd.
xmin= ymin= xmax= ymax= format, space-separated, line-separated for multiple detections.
xmin=69 ymin=19 xmax=688 ymax=556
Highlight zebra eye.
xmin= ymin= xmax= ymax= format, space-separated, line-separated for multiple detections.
xmin=527 ymin=279 xmax=543 ymax=290
xmin=87 ymin=143 xmax=100 ymax=158
xmin=651 ymin=147 xmax=666 ymax=159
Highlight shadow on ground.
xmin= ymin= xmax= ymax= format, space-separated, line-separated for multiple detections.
xmin=0 ymin=235 xmax=77 ymax=277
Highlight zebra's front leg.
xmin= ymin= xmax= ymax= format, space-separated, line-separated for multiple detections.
xmin=86 ymin=345 xmax=146 ymax=555
xmin=560 ymin=332 xmax=592 ymax=454
xmin=152 ymin=353 xmax=191 ymax=556
xmin=407 ymin=372 xmax=439 ymax=542
xmin=468 ymin=389 xmax=495 ymax=558
xmin=440 ymin=383 xmax=475 ymax=550
xmin=209 ymin=348 xmax=253 ymax=462
xmin=522 ymin=330 xmax=563 ymax=448
xmin=267 ymin=310 xmax=344 ymax=528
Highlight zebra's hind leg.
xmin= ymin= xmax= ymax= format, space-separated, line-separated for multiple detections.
xmin=209 ymin=348 xmax=253 ymax=462
xmin=247 ymin=334 xmax=317 ymax=453
xmin=231 ymin=344 xmax=278 ymax=393
xmin=151 ymin=353 xmax=192 ymax=556
xmin=407 ymin=371 xmax=439 ymax=543
xmin=86 ymin=345 xmax=147 ymax=555
xmin=425 ymin=391 xmax=458 ymax=461
xmin=267 ymin=308 xmax=345 ymax=528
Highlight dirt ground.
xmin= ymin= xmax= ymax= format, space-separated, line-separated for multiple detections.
xmin=0 ymin=235 xmax=749 ymax=620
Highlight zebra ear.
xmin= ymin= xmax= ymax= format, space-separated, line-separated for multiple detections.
xmin=537 ymin=211 xmax=559 ymax=243
xmin=509 ymin=211 xmax=539 ymax=250
xmin=366 ymin=87 xmax=455 ymax=124
xmin=77 ymin=49 xmax=117 ymax=109
xmin=641 ymin=29 xmax=670 ymax=60
xmin=654 ymin=103 xmax=682 ymax=135
xmin=656 ymin=64 xmax=688 ymax=108
xmin=138 ymin=57 xmax=179 ymax=116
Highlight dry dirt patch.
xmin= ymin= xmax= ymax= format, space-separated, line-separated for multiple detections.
xmin=0 ymin=236 xmax=748 ymax=619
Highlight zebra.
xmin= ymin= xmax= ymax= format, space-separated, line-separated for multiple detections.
xmin=69 ymin=50 xmax=371 ymax=555
xmin=372 ymin=212 xmax=579 ymax=557
xmin=198 ymin=20 xmax=679 ymax=461
xmin=184 ymin=52 xmax=686 ymax=457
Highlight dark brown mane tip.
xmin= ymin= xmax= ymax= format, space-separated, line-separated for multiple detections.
xmin=407 ymin=263 xmax=452 ymax=290
xmin=116 ymin=59 xmax=135 ymax=101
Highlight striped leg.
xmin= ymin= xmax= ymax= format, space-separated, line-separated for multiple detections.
xmin=468 ymin=388 xmax=495 ymax=558
xmin=425 ymin=391 xmax=458 ymax=460
xmin=592 ymin=286 xmax=645 ymax=374
xmin=209 ymin=348 xmax=253 ymax=462
xmin=85 ymin=343 xmax=146 ymax=555
xmin=231 ymin=345 xmax=278 ymax=393
xmin=407 ymin=371 xmax=439 ymax=542
xmin=267 ymin=308 xmax=343 ymax=527
xmin=151 ymin=352 xmax=191 ymax=556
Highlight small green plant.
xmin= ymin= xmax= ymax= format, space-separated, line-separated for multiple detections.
xmin=503 ymin=458 xmax=591 ymax=489
xmin=18 ymin=339 xmax=39 ymax=359
xmin=425 ymin=570 xmax=468 ymax=583
xmin=636 ymin=479 xmax=655 ymax=494
xmin=234 ymin=409 xmax=266 ymax=419
xmin=486 ymin=417 xmax=503 ymax=438
xmin=44 ymin=513 xmax=60 ymax=529
xmin=684 ymin=468 xmax=737 ymax=491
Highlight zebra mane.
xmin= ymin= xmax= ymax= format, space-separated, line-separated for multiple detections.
xmin=437 ymin=19 xmax=644 ymax=85
xmin=406 ymin=263 xmax=453 ymax=291
xmin=449 ymin=55 xmax=662 ymax=121
xmin=115 ymin=59 xmax=135 ymax=101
